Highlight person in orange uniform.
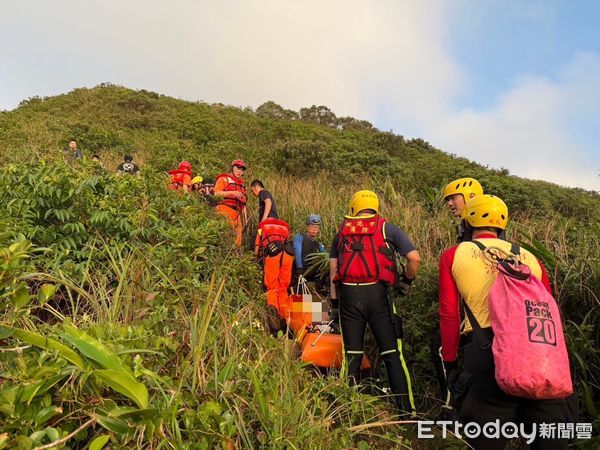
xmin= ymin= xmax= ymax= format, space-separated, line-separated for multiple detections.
xmin=439 ymin=195 xmax=569 ymax=450
xmin=214 ymin=160 xmax=248 ymax=247
xmin=168 ymin=161 xmax=193 ymax=191
xmin=255 ymin=218 xmax=294 ymax=327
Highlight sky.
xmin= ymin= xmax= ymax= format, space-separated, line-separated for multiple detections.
xmin=1 ymin=0 xmax=599 ymax=191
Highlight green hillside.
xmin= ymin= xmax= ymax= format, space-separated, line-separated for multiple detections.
xmin=0 ymin=85 xmax=598 ymax=449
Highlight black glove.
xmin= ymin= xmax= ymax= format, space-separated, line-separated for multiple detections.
xmin=294 ymin=267 xmax=305 ymax=277
xmin=329 ymin=299 xmax=339 ymax=324
xmin=396 ymin=274 xmax=414 ymax=296
xmin=329 ymin=308 xmax=339 ymax=324
xmin=265 ymin=240 xmax=283 ymax=257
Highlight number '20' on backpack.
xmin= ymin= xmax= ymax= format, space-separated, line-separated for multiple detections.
xmin=464 ymin=241 xmax=573 ymax=400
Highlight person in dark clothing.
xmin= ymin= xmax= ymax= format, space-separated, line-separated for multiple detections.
xmin=65 ymin=139 xmax=83 ymax=160
xmin=292 ymin=214 xmax=327 ymax=292
xmin=116 ymin=155 xmax=141 ymax=175
xmin=293 ymin=214 xmax=326 ymax=277
xmin=250 ymin=180 xmax=278 ymax=222
xmin=329 ymin=190 xmax=421 ymax=415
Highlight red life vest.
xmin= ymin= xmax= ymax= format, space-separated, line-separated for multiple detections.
xmin=257 ymin=218 xmax=290 ymax=248
xmin=168 ymin=169 xmax=192 ymax=190
xmin=216 ymin=173 xmax=247 ymax=211
xmin=335 ymin=215 xmax=397 ymax=285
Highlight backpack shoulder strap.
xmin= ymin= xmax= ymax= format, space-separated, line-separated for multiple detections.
xmin=462 ymin=300 xmax=492 ymax=349
xmin=471 ymin=240 xmax=486 ymax=251
xmin=473 ymin=238 xmax=519 ymax=256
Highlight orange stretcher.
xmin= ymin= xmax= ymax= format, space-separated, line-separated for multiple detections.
xmin=289 ymin=278 xmax=370 ymax=370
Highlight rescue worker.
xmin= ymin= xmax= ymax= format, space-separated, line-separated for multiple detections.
xmin=293 ymin=214 xmax=327 ymax=290
xmin=329 ymin=190 xmax=421 ymax=414
xmin=191 ymin=176 xmax=218 ymax=206
xmin=214 ymin=160 xmax=248 ymax=247
xmin=168 ymin=161 xmax=193 ymax=191
xmin=255 ymin=217 xmax=294 ymax=330
xmin=435 ymin=177 xmax=485 ymax=411
xmin=250 ymin=180 xmax=279 ymax=222
xmin=190 ymin=176 xmax=203 ymax=191
xmin=442 ymin=177 xmax=483 ymax=242
xmin=439 ymin=195 xmax=569 ymax=450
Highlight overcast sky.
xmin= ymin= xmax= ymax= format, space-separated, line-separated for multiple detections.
xmin=1 ymin=0 xmax=599 ymax=190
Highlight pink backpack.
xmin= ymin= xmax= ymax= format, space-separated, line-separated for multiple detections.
xmin=465 ymin=241 xmax=573 ymax=399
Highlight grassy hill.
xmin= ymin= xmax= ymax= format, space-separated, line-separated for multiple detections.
xmin=0 ymin=85 xmax=598 ymax=449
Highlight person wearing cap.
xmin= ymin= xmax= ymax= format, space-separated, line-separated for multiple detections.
xmin=250 ymin=179 xmax=278 ymax=222
xmin=214 ymin=160 xmax=248 ymax=247
xmin=293 ymin=214 xmax=326 ymax=280
xmin=116 ymin=155 xmax=140 ymax=175
xmin=329 ymin=190 xmax=420 ymax=415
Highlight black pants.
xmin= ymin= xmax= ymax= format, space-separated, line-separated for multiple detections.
xmin=451 ymin=329 xmax=573 ymax=450
xmin=340 ymin=282 xmax=414 ymax=413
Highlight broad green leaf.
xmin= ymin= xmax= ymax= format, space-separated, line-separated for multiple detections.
xmin=29 ymin=431 xmax=46 ymax=444
xmin=89 ymin=434 xmax=110 ymax=450
xmin=2 ymin=327 xmax=84 ymax=368
xmin=357 ymin=441 xmax=371 ymax=450
xmin=14 ymin=434 xmax=33 ymax=450
xmin=0 ymin=385 xmax=19 ymax=406
xmin=34 ymin=406 xmax=61 ymax=427
xmin=96 ymin=415 xmax=130 ymax=434
xmin=38 ymin=283 xmax=57 ymax=305
xmin=12 ymin=285 xmax=31 ymax=308
xmin=0 ymin=327 xmax=14 ymax=339
xmin=44 ymin=427 xmax=60 ymax=442
xmin=94 ymin=369 xmax=148 ymax=409
xmin=19 ymin=380 xmax=44 ymax=404
xmin=62 ymin=324 xmax=130 ymax=374
xmin=108 ymin=406 xmax=158 ymax=420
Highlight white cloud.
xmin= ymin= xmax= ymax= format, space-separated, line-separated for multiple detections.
xmin=0 ymin=0 xmax=598 ymax=190
xmin=425 ymin=52 xmax=600 ymax=191
xmin=0 ymin=0 xmax=460 ymax=119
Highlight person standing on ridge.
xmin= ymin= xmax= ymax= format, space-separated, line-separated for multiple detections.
xmin=214 ymin=160 xmax=248 ymax=247
xmin=116 ymin=155 xmax=140 ymax=175
xmin=329 ymin=190 xmax=421 ymax=414
xmin=250 ymin=179 xmax=278 ymax=222
xmin=65 ymin=139 xmax=83 ymax=160
xmin=438 ymin=194 xmax=571 ymax=449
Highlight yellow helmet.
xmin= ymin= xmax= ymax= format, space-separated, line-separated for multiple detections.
xmin=191 ymin=176 xmax=203 ymax=185
xmin=349 ymin=190 xmax=379 ymax=216
xmin=462 ymin=194 xmax=508 ymax=230
xmin=443 ymin=177 xmax=483 ymax=201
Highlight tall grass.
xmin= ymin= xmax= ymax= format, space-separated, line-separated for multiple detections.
xmin=1 ymin=164 xmax=598 ymax=447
